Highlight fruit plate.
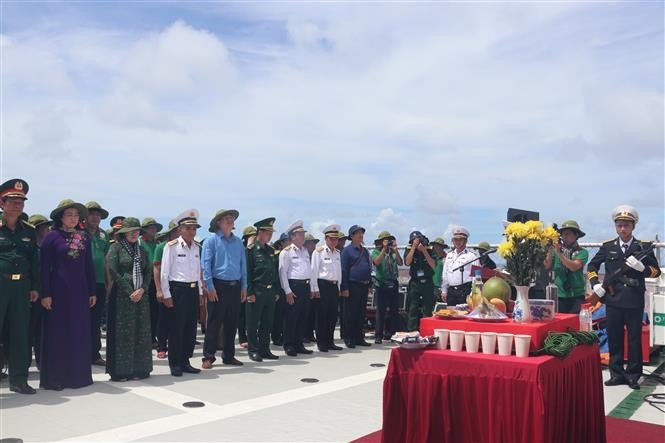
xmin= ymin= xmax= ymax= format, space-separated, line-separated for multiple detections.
xmin=399 ymin=342 xmax=431 ymax=350
xmin=434 ymin=314 xmax=466 ymax=320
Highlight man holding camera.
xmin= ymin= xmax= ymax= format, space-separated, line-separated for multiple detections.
xmin=544 ymin=220 xmax=588 ymax=314
xmin=372 ymin=231 xmax=403 ymax=343
xmin=587 ymin=205 xmax=660 ymax=390
xmin=404 ymin=231 xmax=436 ymax=331
xmin=441 ymin=227 xmax=477 ymax=307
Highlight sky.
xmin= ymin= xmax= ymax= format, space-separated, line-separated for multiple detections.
xmin=1 ymin=1 xmax=663 ymax=245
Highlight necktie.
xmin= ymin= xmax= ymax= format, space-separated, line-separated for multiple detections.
xmin=622 ymin=244 xmax=628 ymax=254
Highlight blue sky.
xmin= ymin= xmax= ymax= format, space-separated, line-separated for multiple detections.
xmin=1 ymin=1 xmax=663 ymax=245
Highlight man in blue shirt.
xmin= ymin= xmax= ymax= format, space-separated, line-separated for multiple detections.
xmin=340 ymin=225 xmax=372 ymax=348
xmin=201 ymin=209 xmax=247 ymax=368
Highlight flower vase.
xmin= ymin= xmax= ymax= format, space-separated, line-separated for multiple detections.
xmin=513 ymin=285 xmax=532 ymax=323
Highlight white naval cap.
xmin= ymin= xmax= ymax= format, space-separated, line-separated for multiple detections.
xmin=323 ymin=224 xmax=342 ymax=237
xmin=287 ymin=219 xmax=306 ymax=235
xmin=612 ymin=205 xmax=639 ymax=223
xmin=451 ymin=226 xmax=470 ymax=239
xmin=175 ymin=208 xmax=200 ymax=228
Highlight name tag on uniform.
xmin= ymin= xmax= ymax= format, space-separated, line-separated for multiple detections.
xmin=417 ymin=270 xmax=425 ymax=277
xmin=22 ymin=238 xmax=31 ymax=242
xmin=291 ymin=256 xmax=299 ymax=261
xmin=177 ymin=254 xmax=186 ymax=257
xmin=323 ymin=257 xmax=332 ymax=262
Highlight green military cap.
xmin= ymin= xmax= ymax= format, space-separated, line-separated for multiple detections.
xmin=305 ymin=233 xmax=320 ymax=244
xmin=85 ymin=201 xmax=109 ymax=219
xmin=242 ymin=226 xmax=258 ymax=239
xmin=559 ymin=220 xmax=585 ymax=238
xmin=376 ymin=231 xmax=396 ymax=242
xmin=431 ymin=237 xmax=449 ymax=248
xmin=475 ymin=241 xmax=491 ymax=251
xmin=209 ymin=209 xmax=240 ymax=233
xmin=110 ymin=216 xmax=126 ymax=230
xmin=156 ymin=219 xmax=178 ymax=242
xmin=141 ymin=217 xmax=163 ymax=232
xmin=253 ymin=217 xmax=276 ymax=232
xmin=117 ymin=217 xmax=143 ymax=235
xmin=28 ymin=214 xmax=51 ymax=228
xmin=50 ymin=199 xmax=88 ymax=221
xmin=0 ymin=178 xmax=29 ymax=200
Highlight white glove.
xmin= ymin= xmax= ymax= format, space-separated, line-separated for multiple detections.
xmin=593 ymin=284 xmax=606 ymax=298
xmin=625 ymin=256 xmax=645 ymax=272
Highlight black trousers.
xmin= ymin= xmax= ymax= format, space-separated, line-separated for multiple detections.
xmin=203 ymin=279 xmax=240 ymax=363
xmin=446 ymin=282 xmax=471 ymax=307
xmin=375 ymin=283 xmax=399 ymax=338
xmin=147 ymin=279 xmax=158 ymax=343
xmin=606 ymin=304 xmax=643 ymax=382
xmin=558 ymin=296 xmax=584 ymax=314
xmin=29 ymin=298 xmax=43 ymax=368
xmin=316 ymin=280 xmax=340 ymax=348
xmin=304 ymin=302 xmax=316 ymax=339
xmin=167 ymin=282 xmax=199 ymax=369
xmin=90 ymin=282 xmax=106 ymax=360
xmin=284 ymin=280 xmax=311 ymax=349
xmin=238 ymin=301 xmax=248 ymax=344
xmin=271 ymin=292 xmax=286 ymax=344
xmin=156 ymin=301 xmax=170 ymax=352
xmin=342 ymin=281 xmax=369 ymax=342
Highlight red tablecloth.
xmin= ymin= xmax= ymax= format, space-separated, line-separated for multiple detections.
xmin=420 ymin=313 xmax=579 ymax=351
xmin=382 ymin=344 xmax=606 ymax=443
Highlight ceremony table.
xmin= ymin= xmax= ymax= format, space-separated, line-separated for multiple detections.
xmin=382 ymin=344 xmax=606 ymax=443
xmin=420 ymin=313 xmax=579 ymax=351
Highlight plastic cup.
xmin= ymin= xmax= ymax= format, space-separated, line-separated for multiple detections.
xmin=464 ymin=332 xmax=480 ymax=353
xmin=514 ymin=334 xmax=532 ymax=358
xmin=449 ymin=330 xmax=465 ymax=351
xmin=497 ymin=333 xmax=514 ymax=356
xmin=481 ymin=332 xmax=497 ymax=354
xmin=434 ymin=329 xmax=449 ymax=350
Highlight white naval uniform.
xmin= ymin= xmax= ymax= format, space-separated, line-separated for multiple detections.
xmin=441 ymin=248 xmax=478 ymax=292
xmin=278 ymin=244 xmax=311 ymax=295
xmin=160 ymin=236 xmax=203 ymax=299
xmin=310 ymin=245 xmax=342 ymax=291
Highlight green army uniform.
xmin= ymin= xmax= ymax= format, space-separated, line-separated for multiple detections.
xmin=430 ymin=237 xmax=448 ymax=302
xmin=139 ymin=218 xmax=163 ymax=264
xmin=140 ymin=218 xmax=163 ymax=345
xmin=404 ymin=246 xmax=435 ymax=331
xmin=245 ymin=218 xmax=279 ymax=360
xmin=0 ymin=179 xmax=39 ymax=392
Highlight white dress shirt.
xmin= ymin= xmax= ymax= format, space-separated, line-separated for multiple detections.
xmin=279 ymin=244 xmax=311 ymax=294
xmin=160 ymin=236 xmax=203 ymax=299
xmin=442 ymin=248 xmax=478 ymax=291
xmin=310 ymin=245 xmax=342 ymax=291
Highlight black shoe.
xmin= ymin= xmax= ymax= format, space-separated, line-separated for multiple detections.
xmin=284 ymin=347 xmax=298 ymax=357
xmin=344 ymin=340 xmax=356 ymax=349
xmin=260 ymin=351 xmax=279 ymax=360
xmin=182 ymin=363 xmax=201 ymax=374
xmin=41 ymin=383 xmax=64 ymax=391
xmin=628 ymin=380 xmax=640 ymax=390
xmin=356 ymin=340 xmax=372 ymax=347
xmin=222 ymin=358 xmax=244 ymax=366
xmin=374 ymin=338 xmax=383 ymax=344
xmin=317 ymin=346 xmax=328 ymax=352
xmin=604 ymin=378 xmax=626 ymax=386
xmin=170 ymin=367 xmax=183 ymax=377
xmin=297 ymin=346 xmax=314 ymax=355
xmin=10 ymin=383 xmax=36 ymax=395
xmin=328 ymin=344 xmax=343 ymax=351
xmin=248 ymin=352 xmax=263 ymax=362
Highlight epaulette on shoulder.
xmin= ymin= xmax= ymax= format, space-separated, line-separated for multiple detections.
xmin=274 ymin=249 xmax=281 ymax=255
xmin=167 ymin=239 xmax=178 ymax=246
xmin=21 ymin=220 xmax=35 ymax=229
xmin=639 ymin=240 xmax=653 ymax=247
xmin=265 ymin=243 xmax=275 ymax=251
xmin=602 ymin=239 xmax=615 ymax=246
xmin=315 ymin=245 xmax=325 ymax=253
xmin=284 ymin=244 xmax=294 ymax=251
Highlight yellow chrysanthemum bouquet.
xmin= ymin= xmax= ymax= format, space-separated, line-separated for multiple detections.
xmin=498 ymin=220 xmax=559 ymax=286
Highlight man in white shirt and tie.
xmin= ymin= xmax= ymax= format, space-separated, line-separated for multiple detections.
xmin=160 ymin=209 xmax=203 ymax=377
xmin=278 ymin=220 xmax=314 ymax=356
xmin=310 ymin=224 xmax=343 ymax=352
xmin=441 ymin=226 xmax=478 ymax=306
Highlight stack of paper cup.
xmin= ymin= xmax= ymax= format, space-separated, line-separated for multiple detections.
xmin=464 ymin=332 xmax=480 ymax=353
xmin=514 ymin=334 xmax=532 ymax=358
xmin=449 ymin=330 xmax=465 ymax=351
xmin=481 ymin=332 xmax=497 ymax=354
xmin=434 ymin=329 xmax=449 ymax=350
xmin=497 ymin=333 xmax=514 ymax=356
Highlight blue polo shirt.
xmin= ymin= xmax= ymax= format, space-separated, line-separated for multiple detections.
xmin=201 ymin=231 xmax=247 ymax=291
xmin=341 ymin=243 xmax=372 ymax=290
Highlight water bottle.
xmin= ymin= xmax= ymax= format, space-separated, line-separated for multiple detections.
xmin=471 ymin=270 xmax=483 ymax=308
xmin=579 ymin=303 xmax=592 ymax=332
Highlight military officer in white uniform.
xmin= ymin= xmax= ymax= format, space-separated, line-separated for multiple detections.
xmin=310 ymin=224 xmax=343 ymax=352
xmin=278 ymin=220 xmax=313 ymax=356
xmin=160 ymin=209 xmax=203 ymax=377
xmin=441 ymin=226 xmax=478 ymax=306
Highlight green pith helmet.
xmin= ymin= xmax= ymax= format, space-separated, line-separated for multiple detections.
xmin=559 ymin=220 xmax=585 ymax=238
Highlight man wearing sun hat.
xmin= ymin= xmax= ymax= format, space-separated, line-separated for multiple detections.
xmin=153 ymin=220 xmax=179 ymax=359
xmin=442 ymin=226 xmax=478 ymax=307
xmin=544 ymin=220 xmax=588 ymax=314
xmin=0 ymin=179 xmax=39 ymax=394
xmin=340 ymin=224 xmax=372 ymax=348
xmin=83 ymin=201 xmax=111 ymax=366
xmin=236 ymin=226 xmax=258 ymax=349
xmin=587 ymin=205 xmax=661 ymax=390
xmin=278 ymin=220 xmax=313 ymax=356
xmin=372 ymin=231 xmax=403 ymax=343
xmin=160 ymin=209 xmax=203 ymax=377
xmin=201 ymin=209 xmax=246 ymax=368
xmin=245 ymin=217 xmax=280 ymax=361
